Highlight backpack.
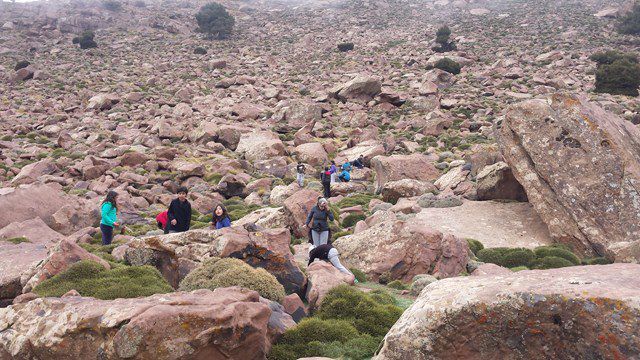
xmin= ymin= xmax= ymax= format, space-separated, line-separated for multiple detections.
xmin=321 ymin=171 xmax=331 ymax=184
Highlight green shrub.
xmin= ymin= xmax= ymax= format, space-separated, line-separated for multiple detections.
xmin=594 ymin=58 xmax=640 ymax=96
xmin=590 ymin=50 xmax=638 ymax=65
xmin=387 ymin=280 xmax=408 ymax=290
xmin=342 ymin=213 xmax=365 ymax=228
xmin=510 ymin=266 xmax=529 ymax=272
xmin=14 ymin=60 xmax=30 ymax=71
xmin=476 ymin=247 xmax=535 ymax=268
xmin=583 ymin=257 xmax=613 ymax=265
xmin=322 ymin=335 xmax=381 ymax=360
xmin=530 ymin=256 xmax=574 ymax=270
xmin=378 ymin=271 xmax=392 ymax=285
xmin=179 ymin=257 xmax=285 ymax=302
xmin=102 ymin=0 xmax=122 ymax=11
xmin=534 ymin=246 xmax=580 ymax=265
xmin=223 ymin=197 xmax=260 ymax=221
xmin=194 ymin=46 xmax=207 ymax=55
xmin=4 ymin=237 xmax=30 ymax=244
xmin=466 ymin=238 xmax=484 ymax=255
xmin=337 ymin=42 xmax=354 ymax=52
xmin=196 ymin=2 xmax=235 ymax=39
xmin=434 ymin=57 xmax=461 ymax=74
xmin=74 ymin=30 xmax=97 ymax=50
xmin=335 ymin=194 xmax=378 ymax=210
xmin=33 ymin=260 xmax=172 ymax=300
xmin=368 ymin=289 xmax=396 ymax=305
xmin=316 ymin=285 xmax=403 ymax=337
xmin=350 ymin=268 xmax=367 ymax=283
xmin=435 ymin=25 xmax=456 ymax=52
xmin=617 ymin=3 xmax=640 ymax=35
xmin=332 ymin=230 xmax=351 ymax=241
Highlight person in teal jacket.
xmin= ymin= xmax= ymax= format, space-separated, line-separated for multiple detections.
xmin=100 ymin=191 xmax=119 ymax=245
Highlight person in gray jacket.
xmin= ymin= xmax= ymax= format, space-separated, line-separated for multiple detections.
xmin=304 ymin=197 xmax=334 ymax=246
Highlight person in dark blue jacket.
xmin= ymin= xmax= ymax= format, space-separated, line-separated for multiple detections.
xmin=167 ymin=186 xmax=191 ymax=233
xmin=212 ymin=204 xmax=232 ymax=229
xmin=304 ymin=197 xmax=334 ymax=246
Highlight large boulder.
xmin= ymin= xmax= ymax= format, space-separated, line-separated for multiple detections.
xmin=334 ymin=140 xmax=385 ymax=166
xmin=381 ymin=179 xmax=437 ymax=203
xmin=371 ymin=154 xmax=440 ymax=193
xmin=376 ymin=264 xmax=640 ymax=359
xmin=499 ymin=93 xmax=640 ymax=260
xmin=125 ymin=227 xmax=306 ymax=295
xmin=305 ymin=260 xmax=354 ymax=310
xmin=0 ymin=287 xmax=293 ymax=359
xmin=236 ymin=131 xmax=286 ymax=161
xmin=273 ymin=100 xmax=323 ymax=133
xmin=0 ymin=183 xmax=97 ymax=235
xmin=331 ymin=75 xmax=382 ymax=102
xmin=334 ymin=219 xmax=469 ymax=282
xmin=294 ymin=142 xmax=328 ymax=167
xmin=283 ymin=189 xmax=322 ymax=238
xmin=11 ymin=159 xmax=58 ymax=185
xmin=86 ymin=93 xmax=119 ymax=111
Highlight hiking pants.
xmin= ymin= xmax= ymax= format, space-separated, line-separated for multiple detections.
xmin=100 ymin=224 xmax=114 ymax=245
xmin=311 ymin=230 xmax=329 ymax=246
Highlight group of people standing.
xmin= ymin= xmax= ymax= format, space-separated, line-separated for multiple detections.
xmin=295 ymin=155 xmax=366 ymax=199
xmin=100 ymin=186 xmax=232 ymax=246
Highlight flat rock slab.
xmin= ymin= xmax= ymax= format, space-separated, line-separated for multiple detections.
xmin=416 ymin=200 xmax=553 ymax=249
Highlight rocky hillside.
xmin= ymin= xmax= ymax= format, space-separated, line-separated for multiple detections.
xmin=1 ymin=0 xmax=640 ymax=358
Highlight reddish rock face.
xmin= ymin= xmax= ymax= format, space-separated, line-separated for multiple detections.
xmin=376 ymin=264 xmax=640 ymax=360
xmin=475 ymin=162 xmax=527 ymax=202
xmin=283 ymin=189 xmax=322 ymax=238
xmin=334 ymin=219 xmax=469 ymax=282
xmin=499 ymin=93 xmax=640 ymax=261
xmin=305 ymin=261 xmax=354 ymax=310
xmin=0 ymin=287 xmax=292 ymax=359
xmin=371 ymin=154 xmax=440 ymax=193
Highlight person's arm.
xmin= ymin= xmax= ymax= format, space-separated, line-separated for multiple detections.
xmin=326 ymin=208 xmax=334 ymax=221
xmin=305 ymin=208 xmax=314 ymax=227
xmin=223 ymin=217 xmax=231 ymax=228
xmin=186 ymin=203 xmax=191 ymax=230
xmin=167 ymin=200 xmax=176 ymax=221
xmin=328 ymin=250 xmax=352 ymax=276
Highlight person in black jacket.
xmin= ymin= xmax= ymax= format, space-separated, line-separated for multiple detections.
xmin=304 ymin=197 xmax=334 ymax=246
xmin=320 ymin=167 xmax=332 ymax=199
xmin=309 ymin=243 xmax=356 ymax=283
xmin=166 ymin=186 xmax=191 ymax=233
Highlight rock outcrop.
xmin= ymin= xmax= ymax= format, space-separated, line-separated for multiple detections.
xmin=500 ymin=93 xmax=640 ymax=261
xmin=0 ymin=287 xmax=293 ymax=359
xmin=376 ymin=264 xmax=640 ymax=360
xmin=334 ymin=219 xmax=469 ymax=282
xmin=371 ymin=154 xmax=440 ymax=193
xmin=305 ymin=260 xmax=355 ymax=310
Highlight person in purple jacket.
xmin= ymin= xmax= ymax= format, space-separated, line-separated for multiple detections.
xmin=211 ymin=204 xmax=231 ymax=229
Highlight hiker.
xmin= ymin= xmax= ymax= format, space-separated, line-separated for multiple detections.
xmin=308 ymin=243 xmax=356 ymax=283
xmin=329 ymin=160 xmax=338 ymax=183
xmin=296 ymin=162 xmax=306 ymax=187
xmin=320 ymin=166 xmax=332 ymax=198
xmin=100 ymin=190 xmax=119 ymax=246
xmin=338 ymin=168 xmax=351 ymax=182
xmin=166 ymin=186 xmax=191 ymax=233
xmin=156 ymin=210 xmax=168 ymax=233
xmin=211 ymin=204 xmax=231 ymax=229
xmin=341 ymin=161 xmax=352 ymax=172
xmin=352 ymin=155 xmax=365 ymax=169
xmin=304 ymin=197 xmax=334 ymax=246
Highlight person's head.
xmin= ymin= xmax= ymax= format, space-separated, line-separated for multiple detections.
xmin=331 ymin=160 xmax=336 ymax=165
xmin=214 ymin=204 xmax=227 ymax=218
xmin=359 ymin=155 xmax=364 ymax=159
xmin=318 ymin=197 xmax=328 ymax=209
xmin=103 ymin=190 xmax=118 ymax=208
xmin=324 ymin=166 xmax=329 ymax=171
xmin=177 ymin=186 xmax=188 ymax=201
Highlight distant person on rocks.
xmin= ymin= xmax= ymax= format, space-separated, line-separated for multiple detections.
xmin=167 ymin=186 xmax=191 ymax=233
xmin=341 ymin=161 xmax=352 ymax=172
xmin=100 ymin=190 xmax=119 ymax=246
xmin=156 ymin=210 xmax=168 ymax=234
xmin=329 ymin=160 xmax=338 ymax=183
xmin=304 ymin=197 xmax=334 ymax=246
xmin=352 ymin=155 xmax=365 ymax=169
xmin=338 ymin=168 xmax=351 ymax=182
xmin=308 ymin=243 xmax=356 ymax=283
xmin=211 ymin=204 xmax=231 ymax=229
xmin=296 ymin=162 xmax=306 ymax=187
xmin=320 ymin=166 xmax=332 ymax=198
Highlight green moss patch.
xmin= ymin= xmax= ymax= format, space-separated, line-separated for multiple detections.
xmin=33 ymin=260 xmax=172 ymax=300
xmin=4 ymin=237 xmax=31 ymax=244
xmin=179 ymin=257 xmax=285 ymax=302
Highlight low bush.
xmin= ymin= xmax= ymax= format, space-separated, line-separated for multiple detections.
xmin=342 ymin=213 xmax=366 ymax=228
xmin=73 ymin=30 xmax=98 ymax=50
xmin=33 ymin=260 xmax=172 ymax=299
xmin=534 ymin=246 xmax=580 ymax=265
xmin=4 ymin=237 xmax=30 ymax=244
xmin=590 ymin=51 xmax=640 ymax=96
xmin=337 ymin=42 xmax=354 ymax=52
xmin=331 ymin=230 xmax=351 ymax=241
xmin=434 ymin=57 xmax=461 ymax=75
xmin=350 ymin=268 xmax=367 ymax=283
xmin=14 ymin=60 xmax=30 ymax=71
xmin=179 ymin=257 xmax=285 ymax=302
xmin=617 ymin=3 xmax=640 ymax=35
xmin=510 ymin=266 xmax=529 ymax=272
xmin=530 ymin=256 xmax=574 ymax=270
xmin=316 ymin=285 xmax=403 ymax=337
xmin=466 ymin=238 xmax=484 ymax=255
xmin=386 ymin=280 xmax=408 ymax=290
xmin=582 ymin=257 xmax=613 ymax=265
xmin=194 ymin=46 xmax=207 ymax=55
xmin=335 ymin=194 xmax=378 ymax=210
xmin=196 ymin=2 xmax=235 ymax=39
xmin=477 ymin=247 xmax=534 ymax=268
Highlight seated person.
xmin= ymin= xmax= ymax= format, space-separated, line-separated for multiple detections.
xmin=338 ymin=169 xmax=351 ymax=182
xmin=352 ymin=155 xmax=365 ymax=169
xmin=308 ymin=243 xmax=356 ymax=283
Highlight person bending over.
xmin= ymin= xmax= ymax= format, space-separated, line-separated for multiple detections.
xmin=308 ymin=243 xmax=356 ymax=283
